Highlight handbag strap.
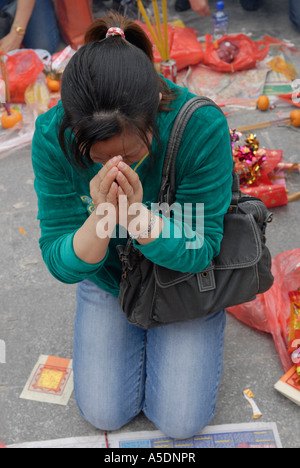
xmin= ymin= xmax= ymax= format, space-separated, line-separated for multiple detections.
xmin=158 ymin=95 xmax=239 ymax=207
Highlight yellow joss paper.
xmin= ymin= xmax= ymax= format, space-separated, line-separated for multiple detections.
xmin=267 ymin=57 xmax=297 ymax=81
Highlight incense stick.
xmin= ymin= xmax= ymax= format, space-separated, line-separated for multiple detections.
xmin=104 ymin=430 xmax=109 ymax=448
xmin=287 ymin=191 xmax=300 ymax=202
xmin=162 ymin=0 xmax=169 ymax=61
xmin=152 ymin=0 xmax=166 ymax=60
xmin=277 ymin=162 xmax=300 ymax=173
xmin=236 ymin=117 xmax=291 ymax=133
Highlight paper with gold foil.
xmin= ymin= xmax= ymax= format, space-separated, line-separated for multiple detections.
xmin=20 ymin=355 xmax=73 ymax=405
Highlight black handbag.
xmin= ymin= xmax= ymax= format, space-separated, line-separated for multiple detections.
xmin=117 ymin=96 xmax=274 ymax=329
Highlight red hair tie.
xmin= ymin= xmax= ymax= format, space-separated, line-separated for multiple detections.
xmin=105 ymin=27 xmax=125 ymax=39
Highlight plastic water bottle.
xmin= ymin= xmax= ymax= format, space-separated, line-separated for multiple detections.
xmin=212 ymin=1 xmax=229 ymax=41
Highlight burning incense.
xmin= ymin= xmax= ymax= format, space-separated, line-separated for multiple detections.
xmin=137 ymin=0 xmax=170 ymax=62
xmin=137 ymin=0 xmax=165 ymax=59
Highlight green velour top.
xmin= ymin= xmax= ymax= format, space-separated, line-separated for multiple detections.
xmin=31 ymin=78 xmax=233 ymax=298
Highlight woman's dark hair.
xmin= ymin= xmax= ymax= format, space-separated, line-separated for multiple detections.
xmin=58 ymin=11 xmax=175 ymax=169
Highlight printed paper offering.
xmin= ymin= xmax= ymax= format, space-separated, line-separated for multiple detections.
xmin=115 ymin=423 xmax=281 ymax=449
xmin=20 ymin=355 xmax=73 ymax=405
xmin=274 ymin=366 xmax=300 ymax=406
xmin=7 ymin=422 xmax=282 ymax=449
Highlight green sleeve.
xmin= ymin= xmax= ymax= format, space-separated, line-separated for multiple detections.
xmin=31 ymin=113 xmax=108 ymax=284
xmin=134 ymin=106 xmax=233 ymax=273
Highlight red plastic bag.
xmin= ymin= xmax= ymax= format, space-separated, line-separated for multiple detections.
xmin=227 ymin=249 xmax=300 ymax=372
xmin=203 ymin=33 xmax=269 ymax=72
xmin=53 ymin=0 xmax=93 ymax=49
xmin=137 ymin=22 xmax=203 ymax=71
xmin=5 ymin=50 xmax=44 ymax=103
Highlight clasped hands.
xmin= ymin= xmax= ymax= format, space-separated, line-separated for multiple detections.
xmin=90 ymin=155 xmax=150 ymax=238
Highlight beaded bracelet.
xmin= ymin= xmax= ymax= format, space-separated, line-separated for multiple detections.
xmin=129 ymin=211 xmax=157 ymax=240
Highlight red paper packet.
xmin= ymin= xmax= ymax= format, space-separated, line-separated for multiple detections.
xmin=288 ymin=291 xmax=300 ymax=354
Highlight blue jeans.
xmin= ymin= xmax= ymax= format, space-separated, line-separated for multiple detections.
xmin=73 ymin=279 xmax=226 ymax=439
xmin=290 ymin=0 xmax=300 ymax=31
xmin=4 ymin=0 xmax=61 ymax=53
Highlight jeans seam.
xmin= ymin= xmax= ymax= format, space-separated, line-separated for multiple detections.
xmin=135 ymin=331 xmax=147 ymax=416
xmin=208 ymin=312 xmax=226 ymax=421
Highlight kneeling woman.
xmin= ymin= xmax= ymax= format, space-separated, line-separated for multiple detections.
xmin=31 ymin=12 xmax=233 ymax=439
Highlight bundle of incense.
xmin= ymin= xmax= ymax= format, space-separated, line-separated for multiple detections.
xmin=137 ymin=0 xmax=170 ymax=61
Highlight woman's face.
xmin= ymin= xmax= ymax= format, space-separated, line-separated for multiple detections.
xmin=89 ymin=94 xmax=161 ymax=166
xmin=89 ymin=128 xmax=152 ymax=167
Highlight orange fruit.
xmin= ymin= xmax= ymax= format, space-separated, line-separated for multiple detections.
xmin=257 ymin=95 xmax=269 ymax=111
xmin=290 ymin=109 xmax=300 ymax=127
xmin=1 ymin=108 xmax=22 ymax=129
xmin=46 ymin=75 xmax=60 ymax=92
